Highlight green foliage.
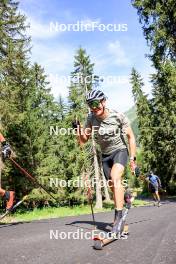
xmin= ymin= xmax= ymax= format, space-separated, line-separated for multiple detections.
xmin=1 ymin=0 xmax=175 ymax=211
xmin=132 ymin=0 xmax=176 ymax=67
xmin=66 ymin=47 xmax=97 ymax=204
xmin=132 ymin=0 xmax=176 ymax=192
xmin=150 ymin=61 xmax=176 ymax=187
xmin=130 ymin=68 xmax=153 ymax=172
xmin=0 ymin=1 xmax=68 ymax=202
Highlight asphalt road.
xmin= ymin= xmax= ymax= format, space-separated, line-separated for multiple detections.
xmin=0 ymin=201 xmax=176 ymax=264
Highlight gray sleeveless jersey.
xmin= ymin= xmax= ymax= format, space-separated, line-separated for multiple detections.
xmin=84 ymin=109 xmax=130 ymax=155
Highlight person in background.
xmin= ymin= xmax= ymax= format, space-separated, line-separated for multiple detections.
xmin=0 ymin=133 xmax=15 ymax=210
xmin=146 ymin=170 xmax=162 ymax=207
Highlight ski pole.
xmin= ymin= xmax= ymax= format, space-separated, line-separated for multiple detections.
xmin=90 ymin=199 xmax=95 ymax=223
xmin=90 ymin=201 xmax=96 ymax=229
xmin=72 ymin=120 xmax=96 ymax=229
xmin=9 ymin=157 xmax=57 ymax=202
xmin=87 ymin=187 xmax=96 ymax=229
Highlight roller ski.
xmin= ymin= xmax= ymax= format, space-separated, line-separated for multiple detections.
xmin=0 ymin=195 xmax=28 ymax=221
xmin=93 ymin=190 xmax=132 ymax=250
xmin=93 ymin=208 xmax=129 ymax=250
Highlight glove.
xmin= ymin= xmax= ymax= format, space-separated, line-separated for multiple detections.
xmin=124 ymin=189 xmax=132 ymax=203
xmin=1 ymin=141 xmax=11 ymax=160
xmin=124 ymin=189 xmax=133 ymax=209
xmin=72 ymin=120 xmax=80 ymax=129
xmin=134 ymin=166 xmax=140 ymax=178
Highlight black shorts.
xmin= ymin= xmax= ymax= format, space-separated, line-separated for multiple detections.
xmin=102 ymin=149 xmax=128 ymax=180
xmin=149 ymin=183 xmax=159 ymax=193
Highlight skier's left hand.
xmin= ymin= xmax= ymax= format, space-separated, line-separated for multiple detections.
xmin=134 ymin=166 xmax=140 ymax=177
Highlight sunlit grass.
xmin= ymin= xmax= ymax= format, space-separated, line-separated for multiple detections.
xmin=0 ymin=199 xmax=150 ymax=223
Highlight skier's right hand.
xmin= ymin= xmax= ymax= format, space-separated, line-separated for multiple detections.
xmin=1 ymin=142 xmax=11 ymax=160
xmin=87 ymin=187 xmax=93 ymax=202
xmin=130 ymin=159 xmax=136 ymax=174
xmin=72 ymin=120 xmax=80 ymax=129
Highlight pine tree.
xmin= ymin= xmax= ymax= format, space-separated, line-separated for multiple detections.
xmin=150 ymin=61 xmax=176 ymax=188
xmin=0 ymin=0 xmax=30 ymax=126
xmin=132 ymin=1 xmax=176 ymax=192
xmin=130 ymin=68 xmax=153 ymax=172
xmin=0 ymin=1 xmax=63 ymax=202
xmin=0 ymin=0 xmax=31 ymax=193
xmin=132 ymin=0 xmax=176 ymax=67
xmin=68 ymin=47 xmax=103 ymax=208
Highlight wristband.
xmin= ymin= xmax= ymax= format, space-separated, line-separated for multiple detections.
xmin=130 ymin=156 xmax=136 ymax=161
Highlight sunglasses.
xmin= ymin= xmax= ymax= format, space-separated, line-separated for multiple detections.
xmin=88 ymin=100 xmax=101 ymax=108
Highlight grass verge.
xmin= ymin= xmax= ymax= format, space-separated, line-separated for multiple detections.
xmin=0 ymin=199 xmax=150 ymax=223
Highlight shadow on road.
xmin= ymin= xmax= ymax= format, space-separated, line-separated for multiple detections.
xmin=66 ymin=220 xmax=111 ymax=232
xmin=0 ymin=221 xmax=31 ymax=228
xmin=66 ymin=218 xmax=152 ymax=232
